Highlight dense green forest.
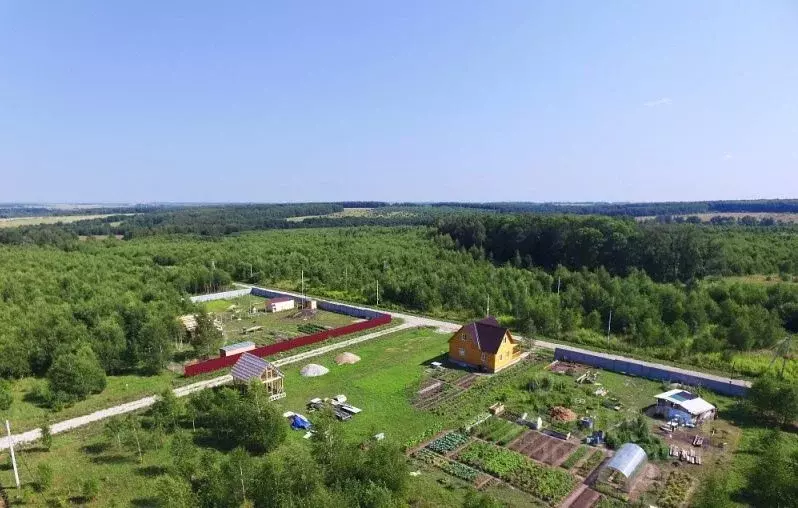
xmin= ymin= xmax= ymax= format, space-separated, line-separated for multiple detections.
xmin=3 ymin=225 xmax=796 ymax=397
xmin=438 ymin=214 xmax=798 ymax=281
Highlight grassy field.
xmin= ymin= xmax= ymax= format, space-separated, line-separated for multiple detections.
xmin=273 ymin=327 xmax=450 ymax=443
xmin=716 ymin=273 xmax=797 ymax=285
xmin=637 ymin=212 xmax=798 ymax=223
xmin=0 ymin=215 xmax=119 ymax=228
xmin=285 ymin=207 xmax=374 ymax=222
xmin=203 ymin=295 xmax=357 ymax=347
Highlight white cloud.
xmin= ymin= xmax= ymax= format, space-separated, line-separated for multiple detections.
xmin=643 ymin=97 xmax=672 ymax=107
xmin=722 ymin=153 xmax=733 ymax=160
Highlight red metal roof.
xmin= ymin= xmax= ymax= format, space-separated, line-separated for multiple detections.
xmin=461 ymin=316 xmax=510 ymax=354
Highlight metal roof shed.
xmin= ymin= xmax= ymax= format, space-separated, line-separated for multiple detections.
xmin=231 ymin=353 xmax=286 ymax=401
xmin=598 ymin=443 xmax=647 ymax=492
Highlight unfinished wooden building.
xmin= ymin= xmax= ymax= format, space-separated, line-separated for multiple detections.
xmin=231 ymin=352 xmax=286 ymax=401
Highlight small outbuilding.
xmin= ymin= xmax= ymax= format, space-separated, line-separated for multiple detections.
xmin=267 ymin=297 xmax=295 ymax=313
xmin=654 ymin=389 xmax=716 ymax=424
xmin=219 ymin=341 xmax=256 ymax=357
xmin=231 ymin=353 xmax=286 ymax=401
xmin=597 ymin=443 xmax=647 ymax=493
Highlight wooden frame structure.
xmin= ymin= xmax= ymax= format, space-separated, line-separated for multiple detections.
xmin=231 ymin=353 xmax=286 ymax=401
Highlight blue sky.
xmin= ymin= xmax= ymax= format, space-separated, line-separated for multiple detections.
xmin=1 ymin=1 xmax=796 ymax=203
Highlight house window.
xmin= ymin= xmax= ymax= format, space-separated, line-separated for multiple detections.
xmin=459 ymin=348 xmax=465 ymax=357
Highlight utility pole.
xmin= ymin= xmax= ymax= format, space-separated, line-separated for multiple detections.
xmin=301 ymin=269 xmax=305 ymax=305
xmin=607 ymin=309 xmax=613 ymax=345
xmin=5 ymin=420 xmax=20 ymax=488
xmin=376 ymin=280 xmax=380 ymax=306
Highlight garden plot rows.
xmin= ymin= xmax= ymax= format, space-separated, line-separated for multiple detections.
xmin=568 ymin=488 xmax=602 ymax=508
xmin=412 ymin=372 xmax=479 ymax=410
xmin=508 ymin=430 xmax=579 ymax=466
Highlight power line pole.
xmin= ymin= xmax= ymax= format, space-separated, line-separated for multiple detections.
xmin=607 ymin=309 xmax=613 ymax=345
xmin=376 ymin=280 xmax=380 ymax=306
xmin=301 ymin=269 xmax=305 ymax=305
xmin=5 ymin=420 xmax=20 ymax=489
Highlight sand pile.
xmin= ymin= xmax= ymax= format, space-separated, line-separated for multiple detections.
xmin=549 ymin=406 xmax=577 ymax=422
xmin=335 ymin=352 xmax=361 ymax=365
xmin=300 ymin=363 xmax=330 ymax=377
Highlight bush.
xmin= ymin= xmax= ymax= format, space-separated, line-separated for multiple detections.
xmin=46 ymin=344 xmax=106 ymax=404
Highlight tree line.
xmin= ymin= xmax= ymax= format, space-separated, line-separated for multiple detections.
xmin=437 ymin=214 xmax=798 ymax=282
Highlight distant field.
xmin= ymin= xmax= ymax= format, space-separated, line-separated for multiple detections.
xmin=285 ymin=207 xmax=375 ymax=222
xmin=713 ymin=274 xmax=797 ymax=285
xmin=286 ymin=207 xmax=416 ymax=222
xmin=638 ymin=212 xmax=798 ymax=223
xmin=0 ymin=214 xmax=117 ymax=228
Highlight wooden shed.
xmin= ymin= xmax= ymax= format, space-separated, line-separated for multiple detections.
xmin=231 ymin=353 xmax=286 ymax=401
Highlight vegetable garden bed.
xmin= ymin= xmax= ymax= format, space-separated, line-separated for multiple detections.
xmin=457 ymin=441 xmax=575 ymax=505
xmin=471 ymin=417 xmax=526 ymax=445
xmin=574 ymin=449 xmax=604 ymax=478
xmin=426 ymin=431 xmax=471 ymax=454
xmin=560 ymin=445 xmax=590 ymax=470
xmin=658 ymin=471 xmax=694 ymax=508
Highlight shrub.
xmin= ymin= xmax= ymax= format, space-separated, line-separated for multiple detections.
xmin=35 ymin=463 xmax=54 ymax=492
xmin=46 ymin=344 xmax=106 ymax=404
xmin=0 ymin=380 xmax=13 ymax=410
xmin=81 ymin=477 xmax=100 ymax=501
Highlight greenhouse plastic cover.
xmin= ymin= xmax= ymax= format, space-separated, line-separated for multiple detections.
xmin=605 ymin=443 xmax=647 ymax=478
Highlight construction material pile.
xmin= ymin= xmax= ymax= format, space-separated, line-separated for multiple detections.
xmin=549 ymin=406 xmax=577 ymax=422
xmin=335 ymin=352 xmax=361 ymax=365
xmin=300 ymin=364 xmax=330 ymax=377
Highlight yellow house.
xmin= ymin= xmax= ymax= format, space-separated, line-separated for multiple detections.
xmin=448 ymin=317 xmax=521 ymax=373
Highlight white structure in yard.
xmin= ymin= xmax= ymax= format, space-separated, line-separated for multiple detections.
xmin=654 ymin=389 xmax=716 ymax=423
xmin=267 ymin=296 xmax=295 ymax=313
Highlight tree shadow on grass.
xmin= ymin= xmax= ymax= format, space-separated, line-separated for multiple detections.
xmin=81 ymin=442 xmax=110 ymax=455
xmin=90 ymin=454 xmax=135 ymax=465
xmin=22 ymin=389 xmax=51 ymax=409
xmin=191 ymin=432 xmax=237 ymax=453
xmin=136 ymin=465 xmax=168 ymax=478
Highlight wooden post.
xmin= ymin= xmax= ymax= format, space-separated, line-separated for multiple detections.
xmin=5 ymin=420 xmax=20 ymax=488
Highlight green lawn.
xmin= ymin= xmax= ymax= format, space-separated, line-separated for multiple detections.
xmin=273 ymin=327 xmax=451 ymax=444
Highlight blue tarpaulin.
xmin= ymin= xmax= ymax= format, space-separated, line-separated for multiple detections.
xmin=667 ymin=407 xmax=695 ymax=426
xmin=290 ymin=414 xmax=312 ymax=430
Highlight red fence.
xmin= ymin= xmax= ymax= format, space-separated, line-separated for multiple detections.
xmin=184 ymin=314 xmax=392 ymax=377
